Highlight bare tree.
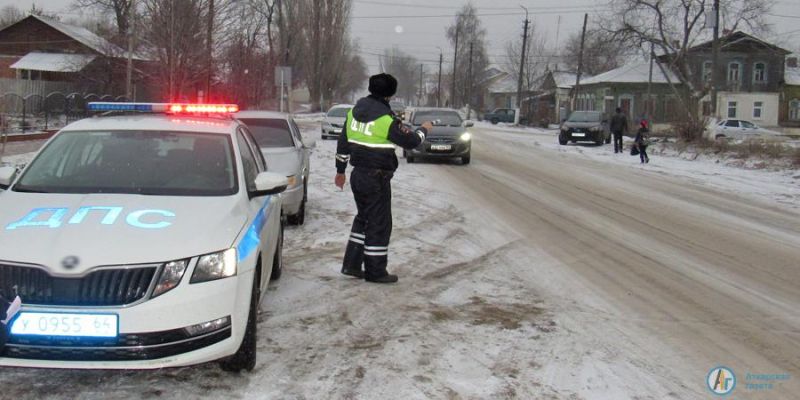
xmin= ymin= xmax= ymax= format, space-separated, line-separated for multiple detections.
xmin=0 ymin=6 xmax=24 ymax=29
xmin=382 ymin=47 xmax=419 ymax=104
xmin=503 ymin=22 xmax=549 ymax=93
xmin=562 ymin=28 xmax=626 ymax=76
xmin=73 ymin=0 xmax=135 ymax=43
xmin=445 ymin=4 xmax=489 ymax=110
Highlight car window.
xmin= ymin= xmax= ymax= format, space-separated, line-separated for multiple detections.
xmin=289 ymin=118 xmax=303 ymax=147
xmin=741 ymin=121 xmax=756 ymax=129
xmin=236 ymin=131 xmax=259 ymax=192
xmin=237 ymin=118 xmax=295 ymax=148
xmin=725 ymin=120 xmax=739 ymax=127
xmin=412 ymin=111 xmax=462 ymax=126
xmin=14 ymin=130 xmax=237 ymax=196
xmin=239 ymin=126 xmax=266 ymax=171
xmin=567 ymin=111 xmax=602 ymax=122
xmin=327 ymin=107 xmax=349 ymax=118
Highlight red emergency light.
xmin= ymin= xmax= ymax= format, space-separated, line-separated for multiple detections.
xmin=168 ymin=104 xmax=239 ymax=114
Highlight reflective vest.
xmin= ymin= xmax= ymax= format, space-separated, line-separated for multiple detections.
xmin=345 ymin=110 xmax=395 ymax=149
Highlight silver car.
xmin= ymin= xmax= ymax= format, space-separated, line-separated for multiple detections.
xmin=236 ymin=111 xmax=311 ymax=225
xmin=321 ymin=104 xmax=352 ymax=140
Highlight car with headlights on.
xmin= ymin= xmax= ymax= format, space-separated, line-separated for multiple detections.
xmin=558 ymin=111 xmax=610 ymax=145
xmin=321 ymin=104 xmax=352 ymax=140
xmin=236 ymin=111 xmax=311 ymax=225
xmin=403 ymin=108 xmax=473 ymax=165
xmin=0 ymin=102 xmax=287 ymax=372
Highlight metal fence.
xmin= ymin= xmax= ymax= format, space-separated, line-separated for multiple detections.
xmin=0 ymin=91 xmax=130 ymax=134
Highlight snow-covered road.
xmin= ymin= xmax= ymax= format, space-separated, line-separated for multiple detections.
xmin=1 ymin=121 xmax=798 ymax=399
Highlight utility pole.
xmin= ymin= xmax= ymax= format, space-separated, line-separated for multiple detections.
xmin=205 ymin=0 xmax=215 ymax=102
xmin=646 ymin=42 xmax=654 ymax=121
xmin=572 ymin=13 xmax=588 ymax=111
xmin=125 ymin=0 xmax=135 ymax=100
xmin=467 ymin=41 xmax=473 ymax=119
xmin=418 ymin=63 xmax=423 ymax=106
xmin=451 ymin=25 xmax=459 ymax=107
xmin=516 ymin=6 xmax=529 ymax=110
xmin=437 ymin=49 xmax=443 ymax=107
xmin=711 ymin=0 xmax=720 ymax=117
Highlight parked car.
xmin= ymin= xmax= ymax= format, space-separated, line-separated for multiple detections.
xmin=236 ymin=110 xmax=311 ymax=225
xmin=558 ymin=111 xmax=611 ymax=146
xmin=484 ymin=108 xmax=526 ymax=125
xmin=321 ymin=104 xmax=352 ymax=139
xmin=403 ymin=107 xmax=473 ymax=165
xmin=0 ymin=102 xmax=287 ymax=372
xmin=390 ymin=101 xmax=407 ymax=120
xmin=709 ymin=119 xmax=781 ymax=139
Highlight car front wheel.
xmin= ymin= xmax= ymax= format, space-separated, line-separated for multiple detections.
xmin=558 ymin=135 xmax=568 ymax=145
xmin=219 ymin=268 xmax=259 ymax=372
xmin=461 ymin=154 xmax=471 ymax=165
xmin=491 ymin=118 xmax=499 ymax=125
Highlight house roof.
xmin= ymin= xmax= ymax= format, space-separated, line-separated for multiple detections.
xmin=489 ymin=75 xmax=518 ymax=93
xmin=688 ymin=31 xmax=792 ymax=55
xmin=579 ymin=62 xmax=678 ymax=86
xmin=19 ymin=15 xmax=146 ymax=60
xmin=10 ymin=52 xmax=96 ymax=72
xmin=552 ymin=71 xmax=580 ymax=89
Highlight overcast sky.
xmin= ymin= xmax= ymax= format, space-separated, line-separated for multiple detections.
xmin=3 ymin=0 xmax=799 ymax=75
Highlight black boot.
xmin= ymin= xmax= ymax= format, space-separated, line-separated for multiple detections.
xmin=365 ymin=274 xmax=398 ymax=284
xmin=341 ymin=267 xmax=364 ymax=279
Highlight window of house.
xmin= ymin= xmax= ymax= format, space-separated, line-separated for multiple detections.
xmin=753 ymin=62 xmax=767 ymax=83
xmin=790 ymin=99 xmax=800 ymax=121
xmin=702 ymin=61 xmax=713 ymax=84
xmin=753 ymin=101 xmax=763 ymax=119
xmin=727 ymin=101 xmax=737 ymax=118
xmin=728 ymin=62 xmax=741 ymax=84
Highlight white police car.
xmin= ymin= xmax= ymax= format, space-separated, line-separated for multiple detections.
xmin=0 ymin=103 xmax=287 ymax=372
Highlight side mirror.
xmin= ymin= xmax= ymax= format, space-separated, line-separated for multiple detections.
xmin=251 ymin=171 xmax=288 ymax=197
xmin=0 ymin=166 xmax=16 ymax=189
xmin=304 ymin=139 xmax=317 ymax=149
xmin=464 ymin=121 xmax=474 ymax=128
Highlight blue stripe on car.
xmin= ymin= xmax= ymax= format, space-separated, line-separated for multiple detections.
xmin=237 ymin=196 xmax=273 ymax=262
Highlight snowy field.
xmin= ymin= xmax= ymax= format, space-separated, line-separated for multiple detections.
xmin=0 ymin=119 xmax=798 ymax=399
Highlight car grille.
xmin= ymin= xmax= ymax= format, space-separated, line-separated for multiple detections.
xmin=0 ymin=263 xmax=157 ymax=306
xmin=427 ymin=137 xmax=455 ymax=144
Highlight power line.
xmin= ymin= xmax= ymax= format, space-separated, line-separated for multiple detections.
xmin=350 ymin=8 xmax=611 ymax=20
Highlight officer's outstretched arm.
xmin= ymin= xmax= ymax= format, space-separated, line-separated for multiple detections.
xmin=388 ymin=119 xmax=428 ymax=150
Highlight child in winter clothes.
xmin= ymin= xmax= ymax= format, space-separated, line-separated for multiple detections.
xmin=634 ymin=120 xmax=650 ymax=163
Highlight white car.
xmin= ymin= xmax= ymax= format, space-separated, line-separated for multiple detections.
xmin=0 ymin=102 xmax=287 ymax=372
xmin=711 ymin=119 xmax=781 ymax=139
xmin=235 ymin=111 xmax=311 ymax=225
xmin=321 ymin=104 xmax=352 ymax=140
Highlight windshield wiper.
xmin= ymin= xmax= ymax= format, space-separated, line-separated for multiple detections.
xmin=12 ymin=186 xmax=50 ymax=193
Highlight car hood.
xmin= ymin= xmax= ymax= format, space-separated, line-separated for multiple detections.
xmin=262 ymin=147 xmax=302 ymax=176
xmin=324 ymin=116 xmax=346 ymax=126
xmin=562 ymin=121 xmax=603 ymax=129
xmin=0 ymin=192 xmax=247 ymax=275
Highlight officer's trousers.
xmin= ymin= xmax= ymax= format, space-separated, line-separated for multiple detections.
xmin=342 ymin=167 xmax=393 ymax=279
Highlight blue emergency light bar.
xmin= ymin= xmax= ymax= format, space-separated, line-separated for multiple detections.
xmin=87 ymin=102 xmax=239 ymax=114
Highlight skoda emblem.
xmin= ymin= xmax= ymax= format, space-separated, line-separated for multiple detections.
xmin=61 ymin=256 xmax=80 ymax=270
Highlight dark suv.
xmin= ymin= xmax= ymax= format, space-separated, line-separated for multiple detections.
xmin=559 ymin=111 xmax=610 ymax=145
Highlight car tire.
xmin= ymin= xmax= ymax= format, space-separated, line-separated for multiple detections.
xmin=402 ymin=149 xmax=408 ymax=158
xmin=571 ymin=140 xmax=577 ymax=144
xmin=491 ymin=118 xmax=499 ymax=125
xmin=270 ymin=223 xmax=284 ymax=281
xmin=287 ymin=185 xmax=306 ymax=226
xmin=558 ymin=135 xmax=568 ymax=145
xmin=461 ymin=154 xmax=471 ymax=165
xmin=595 ymin=137 xmax=604 ymax=146
xmin=605 ymin=135 xmax=611 ymax=144
xmin=407 ymin=156 xmax=415 ymax=163
xmin=219 ymin=268 xmax=259 ymax=373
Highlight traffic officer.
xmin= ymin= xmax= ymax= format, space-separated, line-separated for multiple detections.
xmin=334 ymin=73 xmax=432 ymax=283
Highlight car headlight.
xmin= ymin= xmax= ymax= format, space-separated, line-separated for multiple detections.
xmin=590 ymin=127 xmax=600 ymax=132
xmin=286 ymin=174 xmax=299 ymax=187
xmin=190 ymin=248 xmax=237 ymax=283
xmin=152 ymin=259 xmax=189 ymax=298
xmin=460 ymin=132 xmax=471 ymax=141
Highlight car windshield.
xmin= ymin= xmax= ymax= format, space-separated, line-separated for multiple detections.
xmin=412 ymin=111 xmax=462 ymax=126
xmin=741 ymin=121 xmax=756 ymax=129
xmin=567 ymin=111 xmax=602 ymax=123
xmin=327 ymin=107 xmax=350 ymax=118
xmin=390 ymin=101 xmax=405 ymax=111
xmin=14 ymin=130 xmax=237 ymax=196
xmin=238 ymin=118 xmax=295 ymax=148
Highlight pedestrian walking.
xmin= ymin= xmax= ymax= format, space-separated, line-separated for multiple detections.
xmin=334 ymin=73 xmax=432 ymax=283
xmin=635 ymin=119 xmax=650 ymax=164
xmin=609 ymin=107 xmax=628 ymax=154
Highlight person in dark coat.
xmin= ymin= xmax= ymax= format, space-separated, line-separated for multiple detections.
xmin=634 ymin=119 xmax=650 ymax=163
xmin=609 ymin=107 xmax=629 ymax=154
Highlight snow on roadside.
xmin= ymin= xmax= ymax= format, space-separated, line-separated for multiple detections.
xmin=474 ymin=126 xmax=800 ymax=210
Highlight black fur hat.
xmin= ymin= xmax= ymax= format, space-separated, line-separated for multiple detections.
xmin=368 ymin=73 xmax=398 ymax=97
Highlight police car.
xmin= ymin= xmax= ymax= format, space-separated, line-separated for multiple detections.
xmin=0 ymin=103 xmax=287 ymax=372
